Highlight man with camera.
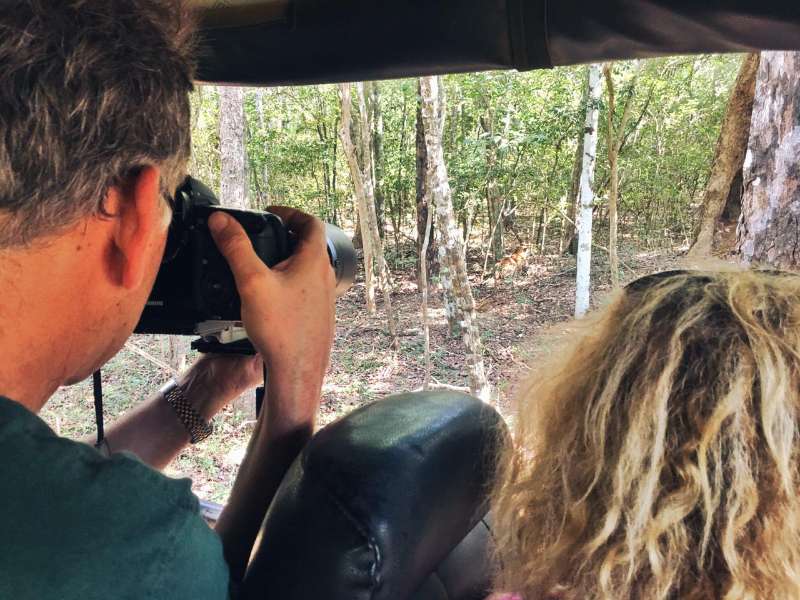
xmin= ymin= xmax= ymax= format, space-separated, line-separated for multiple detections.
xmin=0 ymin=1 xmax=335 ymax=598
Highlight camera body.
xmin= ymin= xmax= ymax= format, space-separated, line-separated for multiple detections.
xmin=135 ymin=177 xmax=355 ymax=350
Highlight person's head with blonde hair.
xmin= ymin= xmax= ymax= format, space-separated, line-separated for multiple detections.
xmin=492 ymin=268 xmax=800 ymax=600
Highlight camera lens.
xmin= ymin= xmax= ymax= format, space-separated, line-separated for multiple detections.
xmin=325 ymin=224 xmax=356 ymax=297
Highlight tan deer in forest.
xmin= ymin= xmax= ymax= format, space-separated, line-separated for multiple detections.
xmin=494 ymin=245 xmax=530 ymax=281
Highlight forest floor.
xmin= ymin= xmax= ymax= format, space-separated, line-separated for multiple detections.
xmin=41 ymin=243 xmax=685 ymax=502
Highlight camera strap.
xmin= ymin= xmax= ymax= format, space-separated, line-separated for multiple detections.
xmin=93 ymin=370 xmax=105 ymax=448
xmin=255 ymin=363 xmax=267 ymax=417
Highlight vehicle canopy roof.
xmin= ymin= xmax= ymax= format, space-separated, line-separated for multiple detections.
xmin=193 ymin=0 xmax=800 ymax=86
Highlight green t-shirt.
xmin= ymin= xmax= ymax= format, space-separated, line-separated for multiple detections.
xmin=0 ymin=396 xmax=230 ymax=600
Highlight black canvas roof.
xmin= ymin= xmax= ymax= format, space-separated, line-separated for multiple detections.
xmin=195 ymin=0 xmax=800 ymax=86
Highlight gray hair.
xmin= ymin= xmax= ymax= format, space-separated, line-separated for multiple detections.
xmin=0 ymin=0 xmax=197 ymax=247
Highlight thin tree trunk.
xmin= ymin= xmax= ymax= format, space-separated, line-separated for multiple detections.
xmin=339 ymin=85 xmax=376 ymax=312
xmin=419 ymin=198 xmax=434 ymax=390
xmin=218 ymin=85 xmax=251 ymax=414
xmin=603 ymin=62 xmax=640 ymax=288
xmin=255 ymin=89 xmax=266 ymax=129
xmin=219 ymin=86 xmax=248 ymax=209
xmin=416 ymin=84 xmax=436 ymax=287
xmin=368 ymin=81 xmax=386 ymax=239
xmin=575 ymin=64 xmax=603 ymax=317
xmin=604 ymin=65 xmax=620 ymax=288
xmin=355 ymin=82 xmax=396 ymax=334
xmin=562 ymin=141 xmax=583 ymax=255
xmin=420 ymin=76 xmax=491 ymax=402
xmin=562 ymin=73 xmax=589 ymax=255
xmin=689 ymin=53 xmax=760 ymax=257
xmin=165 ymin=336 xmax=189 ymax=372
xmin=482 ymin=116 xmax=505 ymax=263
xmin=389 ymin=91 xmax=409 ymax=252
xmin=737 ymin=51 xmax=800 ymax=269
xmin=338 ymin=83 xmax=398 ymax=344
xmin=539 ymin=208 xmax=548 ymax=254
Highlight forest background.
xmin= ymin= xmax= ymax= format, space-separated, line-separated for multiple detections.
xmin=43 ymin=53 xmax=753 ymax=501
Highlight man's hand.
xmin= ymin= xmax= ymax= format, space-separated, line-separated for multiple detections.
xmin=177 ymin=353 xmax=264 ymax=422
xmin=208 ymin=207 xmax=336 ymax=429
xmin=209 ymin=207 xmax=337 ymax=580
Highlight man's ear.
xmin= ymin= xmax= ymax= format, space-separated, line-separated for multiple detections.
xmin=106 ymin=166 xmax=168 ymax=290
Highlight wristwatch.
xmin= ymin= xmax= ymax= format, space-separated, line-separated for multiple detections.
xmin=160 ymin=379 xmax=214 ymax=444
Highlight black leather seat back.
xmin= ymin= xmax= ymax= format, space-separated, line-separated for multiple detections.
xmin=410 ymin=514 xmax=495 ymax=600
xmin=241 ymin=391 xmax=505 ymax=600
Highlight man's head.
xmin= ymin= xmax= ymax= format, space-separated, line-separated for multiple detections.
xmin=0 ymin=0 xmax=197 ymax=400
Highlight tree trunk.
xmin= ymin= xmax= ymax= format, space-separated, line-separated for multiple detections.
xmin=419 ymin=192 xmax=434 ymax=391
xmin=218 ymin=85 xmax=251 ymax=415
xmin=419 ymin=76 xmax=491 ymax=402
xmin=339 ymin=84 xmax=376 ymax=311
xmin=416 ymin=85 xmax=436 ymax=286
xmin=219 ymin=86 xmax=248 ymax=209
xmin=539 ymin=208 xmax=549 ymax=254
xmin=255 ymin=89 xmax=266 ymax=129
xmin=338 ymin=83 xmax=398 ymax=344
xmin=367 ymin=81 xmax=386 ymax=239
xmin=480 ymin=109 xmax=504 ymax=264
xmin=164 ymin=336 xmax=189 ymax=372
xmin=603 ymin=62 xmax=640 ymax=288
xmin=689 ymin=53 xmax=760 ymax=257
xmin=352 ymin=210 xmax=363 ymax=249
xmin=562 ymin=140 xmax=583 ymax=255
xmin=562 ymin=75 xmax=589 ymax=255
xmin=575 ymin=64 xmax=603 ymax=317
xmin=737 ymin=51 xmax=800 ymax=269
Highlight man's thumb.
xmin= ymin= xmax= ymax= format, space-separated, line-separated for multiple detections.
xmin=208 ymin=211 xmax=266 ymax=286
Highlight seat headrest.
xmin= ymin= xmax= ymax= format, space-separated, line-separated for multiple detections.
xmin=241 ymin=391 xmax=506 ymax=600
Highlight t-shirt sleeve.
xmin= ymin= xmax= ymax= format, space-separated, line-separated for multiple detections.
xmin=0 ymin=409 xmax=230 ymax=600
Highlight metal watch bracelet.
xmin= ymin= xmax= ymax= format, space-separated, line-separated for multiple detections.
xmin=160 ymin=379 xmax=214 ymax=444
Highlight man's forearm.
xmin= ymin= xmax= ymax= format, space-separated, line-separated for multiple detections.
xmin=84 ymin=388 xmax=190 ymax=469
xmin=213 ymin=374 xmax=321 ymax=584
xmin=80 ymin=356 xmax=256 ymax=469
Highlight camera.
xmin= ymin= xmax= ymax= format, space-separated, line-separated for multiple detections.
xmin=134 ymin=176 xmax=356 ymax=351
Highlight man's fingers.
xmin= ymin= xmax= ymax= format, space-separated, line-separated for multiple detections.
xmin=209 ymin=211 xmax=271 ymax=292
xmin=266 ymin=206 xmax=317 ymax=237
xmin=267 ymin=206 xmax=327 ymax=262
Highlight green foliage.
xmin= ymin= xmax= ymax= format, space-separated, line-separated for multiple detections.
xmin=597 ymin=56 xmax=740 ymax=247
xmin=189 ymin=54 xmax=741 ymax=253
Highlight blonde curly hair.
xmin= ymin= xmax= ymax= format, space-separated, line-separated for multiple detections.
xmin=492 ymin=269 xmax=800 ymax=599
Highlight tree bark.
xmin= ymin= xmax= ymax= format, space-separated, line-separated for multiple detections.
xmin=562 ymin=73 xmax=589 ymax=255
xmin=575 ymin=64 xmax=603 ymax=317
xmin=339 ymin=84 xmax=376 ymax=311
xmin=562 ymin=138 xmax=583 ymax=255
xmin=165 ymin=336 xmax=189 ymax=372
xmin=219 ymin=86 xmax=248 ymax=209
xmin=419 ymin=76 xmax=491 ymax=402
xmin=367 ymin=81 xmax=386 ymax=239
xmin=416 ymin=84 xmax=436 ymax=286
xmin=338 ymin=83 xmax=398 ymax=343
xmin=217 ymin=85 xmax=251 ymax=415
xmin=480 ymin=110 xmax=504 ymax=263
xmin=689 ymin=53 xmax=760 ymax=257
xmin=737 ymin=52 xmax=800 ymax=269
xmin=603 ymin=62 xmax=640 ymax=288
xmin=419 ymin=193 xmax=434 ymax=391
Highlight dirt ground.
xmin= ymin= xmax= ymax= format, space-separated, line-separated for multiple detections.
xmin=41 ymin=243 xmax=685 ymax=502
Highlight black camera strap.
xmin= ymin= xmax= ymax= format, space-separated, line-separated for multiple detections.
xmin=255 ymin=364 xmax=267 ymax=417
xmin=93 ymin=370 xmax=105 ymax=448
